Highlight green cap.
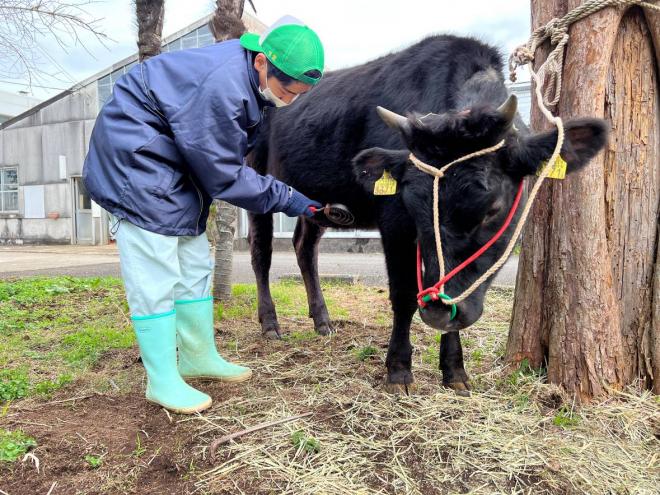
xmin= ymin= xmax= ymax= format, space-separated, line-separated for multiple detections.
xmin=240 ymin=15 xmax=324 ymax=86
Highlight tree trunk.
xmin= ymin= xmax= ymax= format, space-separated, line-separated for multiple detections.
xmin=134 ymin=0 xmax=165 ymax=61
xmin=209 ymin=0 xmax=248 ymax=42
xmin=213 ymin=201 xmax=238 ymax=301
xmin=209 ymin=0 xmax=252 ymax=302
xmin=507 ymin=2 xmax=660 ymax=401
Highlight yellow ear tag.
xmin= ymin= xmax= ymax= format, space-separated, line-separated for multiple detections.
xmin=537 ymin=155 xmax=567 ymax=180
xmin=373 ymin=170 xmax=398 ymax=196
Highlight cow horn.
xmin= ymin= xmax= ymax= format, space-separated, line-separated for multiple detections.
xmin=376 ymin=106 xmax=408 ymax=130
xmin=496 ymin=94 xmax=518 ymax=124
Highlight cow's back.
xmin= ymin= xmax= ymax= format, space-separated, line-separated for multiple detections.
xmin=253 ymin=35 xmax=505 ymax=227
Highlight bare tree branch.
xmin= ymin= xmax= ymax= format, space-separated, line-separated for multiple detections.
xmin=0 ymin=1 xmax=110 ymax=84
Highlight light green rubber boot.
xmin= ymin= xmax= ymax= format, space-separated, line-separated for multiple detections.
xmin=175 ymin=297 xmax=252 ymax=382
xmin=132 ymin=311 xmax=212 ymax=414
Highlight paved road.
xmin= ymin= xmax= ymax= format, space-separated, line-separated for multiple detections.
xmin=0 ymin=245 xmax=518 ymax=286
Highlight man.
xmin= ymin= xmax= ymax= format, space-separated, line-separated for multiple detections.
xmin=83 ymin=16 xmax=324 ymax=414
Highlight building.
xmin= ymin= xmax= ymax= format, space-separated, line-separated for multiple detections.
xmin=0 ymin=13 xmax=265 ymax=245
xmin=0 ymin=16 xmax=532 ymax=247
xmin=0 ymin=90 xmax=42 ymax=124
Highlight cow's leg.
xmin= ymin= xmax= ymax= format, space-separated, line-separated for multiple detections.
xmin=293 ymin=217 xmax=334 ymax=336
xmin=248 ymin=212 xmax=281 ymax=339
xmin=380 ymin=223 xmax=418 ymax=394
xmin=440 ymin=332 xmax=471 ymax=396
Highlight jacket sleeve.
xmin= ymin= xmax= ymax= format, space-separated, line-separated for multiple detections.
xmin=169 ymin=66 xmax=291 ymax=214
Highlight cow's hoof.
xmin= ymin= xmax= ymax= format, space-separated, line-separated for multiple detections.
xmin=315 ymin=322 xmax=335 ymax=336
xmin=262 ymin=326 xmax=282 ymax=340
xmin=384 ymin=370 xmax=415 ymax=395
xmin=444 ymin=380 xmax=471 ymax=397
xmin=384 ymin=381 xmax=417 ymax=395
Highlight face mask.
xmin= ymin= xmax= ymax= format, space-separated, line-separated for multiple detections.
xmin=259 ymin=80 xmax=299 ymax=108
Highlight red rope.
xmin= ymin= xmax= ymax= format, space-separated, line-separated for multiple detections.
xmin=417 ymin=180 xmax=525 ymax=306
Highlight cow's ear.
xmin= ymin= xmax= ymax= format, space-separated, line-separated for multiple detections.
xmin=352 ymin=148 xmax=409 ymax=192
xmin=507 ymin=118 xmax=609 ymax=177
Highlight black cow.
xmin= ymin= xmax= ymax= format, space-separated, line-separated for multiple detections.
xmin=248 ymin=35 xmax=607 ymax=393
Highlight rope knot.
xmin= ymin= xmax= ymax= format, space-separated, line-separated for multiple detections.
xmin=509 ymin=46 xmax=535 ymax=81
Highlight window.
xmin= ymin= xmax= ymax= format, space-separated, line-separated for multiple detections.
xmin=182 ymin=31 xmax=197 ymax=49
xmin=197 ymin=25 xmax=214 ymax=47
xmin=96 ymin=26 xmax=214 ymax=107
xmin=165 ymin=37 xmax=182 ymax=52
xmin=97 ymin=74 xmax=113 ymax=106
xmin=1 ymin=167 xmax=19 ymax=212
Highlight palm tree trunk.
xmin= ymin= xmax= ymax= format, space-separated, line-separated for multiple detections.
xmin=134 ymin=0 xmax=165 ymax=61
xmin=209 ymin=0 xmax=253 ymax=302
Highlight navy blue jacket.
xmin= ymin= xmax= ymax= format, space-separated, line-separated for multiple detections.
xmin=83 ymin=40 xmax=292 ymax=236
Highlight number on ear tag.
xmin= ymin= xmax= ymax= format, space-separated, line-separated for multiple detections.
xmin=538 ymin=155 xmax=567 ymax=180
xmin=373 ymin=170 xmax=398 ymax=195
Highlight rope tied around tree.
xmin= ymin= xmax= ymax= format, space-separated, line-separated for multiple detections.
xmin=509 ymin=0 xmax=660 ymax=108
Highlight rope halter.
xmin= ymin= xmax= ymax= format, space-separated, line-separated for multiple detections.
xmin=409 ymin=140 xmax=527 ymax=317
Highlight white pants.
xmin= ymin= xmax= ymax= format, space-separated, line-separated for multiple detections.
xmin=114 ymin=219 xmax=214 ymax=317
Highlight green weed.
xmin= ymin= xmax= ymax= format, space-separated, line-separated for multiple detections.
xmin=84 ymin=454 xmax=103 ymax=468
xmin=506 ymin=358 xmax=546 ymax=387
xmin=354 ymin=345 xmax=378 ymax=362
xmin=132 ymin=434 xmax=146 ymax=458
xmin=0 ymin=369 xmax=29 ymax=402
xmin=33 ymin=374 xmax=73 ymax=397
xmin=0 ymin=429 xmax=36 ymax=462
xmin=553 ymin=406 xmax=580 ymax=428
xmin=471 ymin=349 xmax=485 ymax=366
xmin=291 ymin=430 xmax=320 ymax=454
xmin=422 ymin=346 xmax=439 ymax=369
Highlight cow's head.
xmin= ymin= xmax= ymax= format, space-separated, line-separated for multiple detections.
xmin=353 ymin=95 xmax=608 ymax=332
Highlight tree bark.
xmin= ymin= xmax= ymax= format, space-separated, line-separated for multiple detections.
xmin=507 ymin=2 xmax=660 ymax=401
xmin=213 ymin=201 xmax=238 ymax=301
xmin=644 ymin=0 xmax=660 ymax=398
xmin=209 ymin=0 xmax=248 ymax=42
xmin=134 ymin=0 xmax=165 ymax=61
xmin=209 ymin=0 xmax=251 ymax=302
xmin=603 ymin=7 xmax=660 ymax=390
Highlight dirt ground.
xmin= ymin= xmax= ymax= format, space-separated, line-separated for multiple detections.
xmin=1 ymin=279 xmax=658 ymax=494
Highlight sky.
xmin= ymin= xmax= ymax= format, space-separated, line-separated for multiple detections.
xmin=0 ymin=0 xmax=531 ymax=101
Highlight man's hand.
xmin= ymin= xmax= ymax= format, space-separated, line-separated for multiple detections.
xmin=282 ymin=188 xmax=322 ymax=218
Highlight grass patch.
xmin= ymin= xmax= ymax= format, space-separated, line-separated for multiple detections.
xmin=0 ymin=276 xmax=131 ymax=401
xmin=501 ymin=357 xmax=547 ymax=390
xmin=223 ymin=281 xmax=350 ymax=321
xmin=0 ymin=429 xmax=36 ymax=462
xmin=61 ymin=325 xmax=134 ymax=366
xmin=354 ymin=345 xmax=379 ymax=362
xmin=0 ymin=369 xmax=29 ymax=402
xmin=32 ymin=373 xmax=73 ymax=397
xmin=471 ymin=348 xmax=485 ymax=366
xmin=282 ymin=330 xmax=318 ymax=342
xmin=553 ymin=405 xmax=580 ymax=429
xmin=1 ymin=368 xmax=74 ymax=402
